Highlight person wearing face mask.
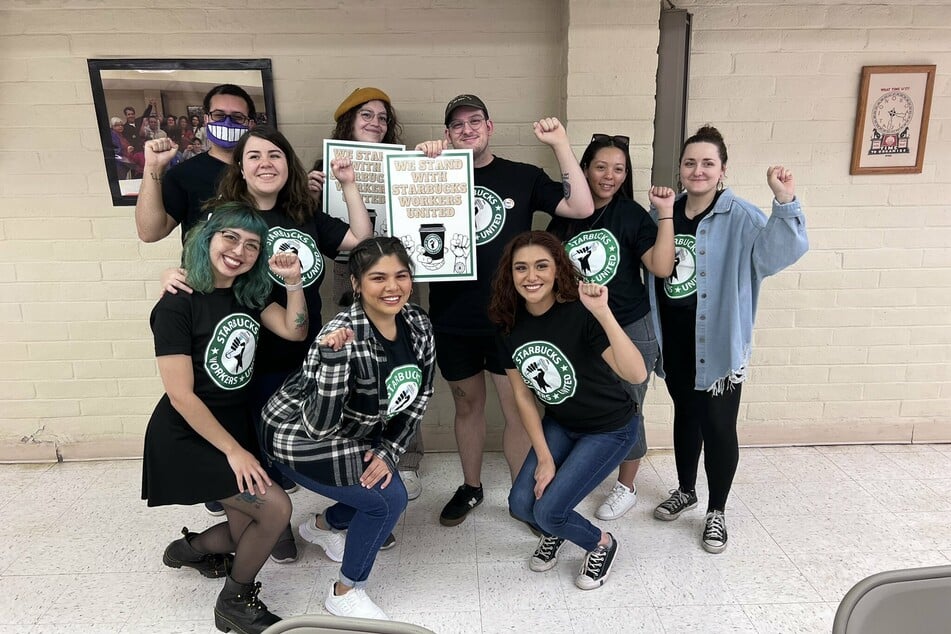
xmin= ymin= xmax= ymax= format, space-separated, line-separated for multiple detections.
xmin=648 ymin=125 xmax=808 ymax=554
xmin=135 ymin=83 xmax=257 ymax=244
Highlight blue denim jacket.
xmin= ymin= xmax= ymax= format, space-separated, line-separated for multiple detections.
xmin=647 ymin=188 xmax=808 ymax=392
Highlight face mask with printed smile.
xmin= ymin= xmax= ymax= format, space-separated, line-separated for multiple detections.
xmin=205 ymin=116 xmax=249 ymax=149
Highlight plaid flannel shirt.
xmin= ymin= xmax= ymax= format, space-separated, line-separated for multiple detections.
xmin=261 ymin=302 xmax=435 ymax=487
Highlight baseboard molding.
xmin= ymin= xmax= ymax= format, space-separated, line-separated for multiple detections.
xmin=1 ymin=419 xmax=948 ymax=463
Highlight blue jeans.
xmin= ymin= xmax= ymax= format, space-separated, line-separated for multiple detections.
xmin=274 ymin=462 xmax=407 ymax=587
xmin=508 ymin=414 xmax=640 ymax=552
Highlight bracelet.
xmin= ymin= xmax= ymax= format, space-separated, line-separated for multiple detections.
xmin=657 ymin=217 xmax=673 ymax=221
xmin=285 ymin=282 xmax=303 ymax=292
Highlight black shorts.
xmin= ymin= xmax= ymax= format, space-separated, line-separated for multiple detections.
xmin=434 ymin=332 xmax=507 ymax=382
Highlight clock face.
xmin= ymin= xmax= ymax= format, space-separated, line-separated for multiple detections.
xmin=872 ymin=91 xmax=914 ymax=134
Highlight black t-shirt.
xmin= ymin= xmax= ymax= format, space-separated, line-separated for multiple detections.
xmin=370 ymin=316 xmax=423 ymax=420
xmin=150 ymin=288 xmax=262 ymax=409
xmin=428 ymin=156 xmax=564 ymax=335
xmin=254 ymin=203 xmax=350 ymax=375
xmin=499 ymin=301 xmax=636 ymax=433
xmin=656 ymin=192 xmax=722 ymax=310
xmin=548 ymin=196 xmax=657 ymax=326
xmin=162 ymin=152 xmax=229 ymax=242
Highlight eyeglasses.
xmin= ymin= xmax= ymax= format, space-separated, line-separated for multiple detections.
xmin=357 ymin=109 xmax=389 ymax=125
xmin=208 ymin=110 xmax=250 ymax=126
xmin=217 ymin=230 xmax=261 ymax=254
xmin=448 ymin=116 xmax=486 ymax=134
xmin=591 ymin=134 xmax=630 ymax=149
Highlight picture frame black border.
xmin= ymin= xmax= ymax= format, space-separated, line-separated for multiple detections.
xmin=87 ymin=58 xmax=276 ymax=206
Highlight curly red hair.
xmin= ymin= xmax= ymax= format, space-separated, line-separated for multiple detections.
xmin=489 ymin=230 xmax=580 ymax=334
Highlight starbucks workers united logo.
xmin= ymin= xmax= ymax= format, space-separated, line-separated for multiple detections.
xmin=474 ymin=186 xmax=506 ymax=245
xmin=385 ymin=364 xmax=422 ymax=418
xmin=665 ymin=234 xmax=697 ymax=299
xmin=512 ymin=341 xmax=576 ymax=405
xmin=205 ymin=313 xmax=260 ymax=390
xmin=564 ymin=229 xmax=620 ymax=284
xmin=266 ymin=227 xmax=322 ymax=287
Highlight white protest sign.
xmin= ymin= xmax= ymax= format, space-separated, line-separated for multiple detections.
xmin=322 ymin=139 xmax=405 ymax=236
xmin=386 ymin=150 xmax=476 ymax=282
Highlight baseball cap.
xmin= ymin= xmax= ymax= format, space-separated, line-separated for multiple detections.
xmin=444 ymin=94 xmax=489 ymax=127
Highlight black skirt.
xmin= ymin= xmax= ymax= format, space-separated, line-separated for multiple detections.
xmin=141 ymin=395 xmax=259 ymax=507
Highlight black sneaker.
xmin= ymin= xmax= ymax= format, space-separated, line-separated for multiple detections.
xmin=575 ymin=533 xmax=619 ymax=590
xmin=653 ymin=488 xmax=698 ymax=521
xmin=529 ymin=535 xmax=565 ymax=572
xmin=702 ymin=510 xmax=728 ymax=554
xmin=439 ymin=484 xmax=483 ymax=526
xmin=380 ymin=533 xmax=397 ymax=551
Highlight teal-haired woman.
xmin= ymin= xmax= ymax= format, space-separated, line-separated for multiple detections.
xmin=142 ymin=204 xmax=307 ymax=634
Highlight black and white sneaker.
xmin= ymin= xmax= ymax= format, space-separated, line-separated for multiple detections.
xmin=439 ymin=484 xmax=483 ymax=527
xmin=529 ymin=535 xmax=565 ymax=572
xmin=574 ymin=533 xmax=619 ymax=590
xmin=702 ymin=510 xmax=728 ymax=554
xmin=653 ymin=488 xmax=698 ymax=521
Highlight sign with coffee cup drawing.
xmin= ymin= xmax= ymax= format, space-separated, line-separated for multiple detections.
xmin=386 ymin=150 xmax=476 ymax=281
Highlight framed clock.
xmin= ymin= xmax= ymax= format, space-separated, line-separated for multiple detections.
xmin=850 ymin=64 xmax=936 ymax=175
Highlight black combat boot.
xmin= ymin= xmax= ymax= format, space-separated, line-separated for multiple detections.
xmin=163 ymin=526 xmax=233 ymax=579
xmin=214 ymin=575 xmax=281 ymax=634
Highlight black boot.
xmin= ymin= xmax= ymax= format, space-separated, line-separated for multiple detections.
xmin=163 ymin=526 xmax=233 ymax=579
xmin=214 ymin=575 xmax=281 ymax=634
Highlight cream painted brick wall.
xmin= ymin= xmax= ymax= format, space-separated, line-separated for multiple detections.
xmin=1 ymin=0 xmax=949 ymax=461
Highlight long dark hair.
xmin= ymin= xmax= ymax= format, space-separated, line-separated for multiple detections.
xmin=210 ymin=126 xmax=315 ymax=224
xmin=489 ymin=231 xmax=581 ymax=334
xmin=580 ymin=135 xmax=634 ymax=201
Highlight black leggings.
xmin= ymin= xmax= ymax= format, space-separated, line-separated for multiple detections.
xmin=661 ymin=309 xmax=742 ymax=512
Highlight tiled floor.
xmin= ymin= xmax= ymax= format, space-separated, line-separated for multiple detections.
xmin=2 ymin=444 xmax=951 ymax=633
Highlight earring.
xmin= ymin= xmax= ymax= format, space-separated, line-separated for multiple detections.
xmin=676 ymin=179 xmax=684 ymax=192
xmin=716 ymin=179 xmax=724 ymax=192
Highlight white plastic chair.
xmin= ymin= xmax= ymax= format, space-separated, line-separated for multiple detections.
xmin=261 ymin=614 xmax=437 ymax=634
xmin=832 ymin=564 xmax=951 ymax=633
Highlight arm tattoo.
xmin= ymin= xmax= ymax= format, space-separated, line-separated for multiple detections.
xmin=562 ymin=173 xmax=571 ymax=200
xmin=149 ymin=171 xmax=162 ymax=183
xmin=295 ymin=312 xmax=308 ymax=330
xmin=451 ymin=385 xmax=466 ymax=398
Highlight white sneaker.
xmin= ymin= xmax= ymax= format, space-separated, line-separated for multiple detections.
xmin=299 ymin=515 xmax=346 ymax=562
xmin=595 ymin=482 xmax=637 ymax=520
xmin=325 ymin=583 xmax=390 ymax=620
xmin=401 ymin=469 xmax=422 ymax=501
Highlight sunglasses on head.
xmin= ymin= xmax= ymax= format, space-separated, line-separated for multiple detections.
xmin=591 ymin=134 xmax=630 ymax=149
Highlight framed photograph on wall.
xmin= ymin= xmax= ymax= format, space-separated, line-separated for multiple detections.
xmin=850 ymin=64 xmax=936 ymax=175
xmin=87 ymin=58 xmax=276 ymax=206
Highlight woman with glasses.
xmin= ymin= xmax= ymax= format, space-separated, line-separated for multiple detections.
xmin=163 ymin=125 xmax=373 ymax=557
xmin=648 ymin=125 xmax=808 ymax=553
xmin=262 ymin=236 xmax=435 ymax=621
xmin=490 ymin=230 xmax=647 ymax=591
xmin=143 ymin=204 xmax=306 ymax=633
xmin=548 ymin=134 xmax=675 ymax=522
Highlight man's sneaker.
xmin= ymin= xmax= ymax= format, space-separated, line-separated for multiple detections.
xmin=325 ymin=583 xmax=389 ymax=620
xmin=653 ymin=488 xmax=698 ymax=521
xmin=380 ymin=533 xmax=397 ymax=551
xmin=269 ymin=525 xmax=298 ymax=563
xmin=279 ymin=475 xmax=299 ymax=494
xmin=400 ymin=469 xmax=422 ymax=501
xmin=205 ymin=501 xmax=226 ymax=516
xmin=575 ymin=533 xmax=619 ymax=590
xmin=529 ymin=535 xmax=566 ymax=572
xmin=702 ymin=510 xmax=728 ymax=554
xmin=595 ymin=482 xmax=637 ymax=520
xmin=439 ymin=484 xmax=483 ymax=527
xmin=299 ymin=515 xmax=346 ymax=562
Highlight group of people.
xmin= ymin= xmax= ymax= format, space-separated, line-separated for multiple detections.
xmin=137 ymin=83 xmax=808 ymax=633
xmin=108 ymin=99 xmax=207 ymax=178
